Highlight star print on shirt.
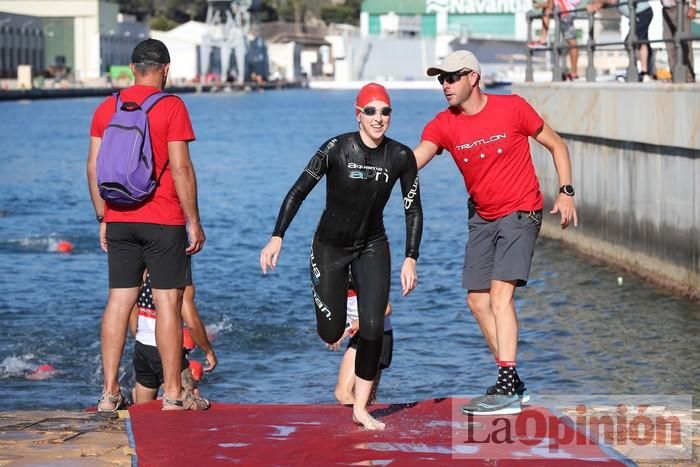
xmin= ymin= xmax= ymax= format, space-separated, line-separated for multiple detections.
xmin=137 ymin=274 xmax=156 ymax=313
xmin=459 ymin=137 xmax=507 ymax=164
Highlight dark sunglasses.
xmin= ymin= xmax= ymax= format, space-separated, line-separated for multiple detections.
xmin=357 ymin=105 xmax=392 ymax=117
xmin=437 ymin=70 xmax=472 ymax=85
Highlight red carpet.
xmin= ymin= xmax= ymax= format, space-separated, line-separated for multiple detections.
xmin=128 ymin=398 xmax=630 ymax=466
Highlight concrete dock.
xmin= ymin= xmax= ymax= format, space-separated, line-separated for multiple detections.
xmin=0 ymin=410 xmax=132 ymax=466
xmin=515 ymin=82 xmax=700 ymax=300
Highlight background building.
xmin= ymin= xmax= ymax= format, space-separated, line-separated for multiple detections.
xmin=360 ymin=0 xmax=531 ymax=41
xmin=150 ymin=21 xmax=209 ymax=82
xmin=0 ymin=0 xmax=148 ymax=81
xmin=0 ymin=12 xmax=44 ymax=79
xmin=259 ymin=21 xmax=329 ymax=81
xmin=151 ymin=20 xmax=270 ymax=82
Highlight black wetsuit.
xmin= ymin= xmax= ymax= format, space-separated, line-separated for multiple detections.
xmin=273 ymin=132 xmax=422 ymax=380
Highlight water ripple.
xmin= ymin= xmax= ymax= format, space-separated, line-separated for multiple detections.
xmin=0 ymin=90 xmax=698 ymax=409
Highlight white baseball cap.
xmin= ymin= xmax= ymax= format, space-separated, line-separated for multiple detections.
xmin=427 ymin=50 xmax=481 ymax=77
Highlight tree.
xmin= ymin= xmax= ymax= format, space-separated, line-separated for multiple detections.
xmin=117 ymin=0 xmax=361 ymax=28
xmin=150 ymin=15 xmax=178 ymax=31
xmin=115 ymin=0 xmax=153 ymax=21
xmin=321 ymin=0 xmax=361 ymax=25
xmin=116 ymin=0 xmax=208 ymax=23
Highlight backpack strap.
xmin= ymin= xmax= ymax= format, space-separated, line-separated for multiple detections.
xmin=139 ymin=91 xmax=173 ymax=185
xmin=140 ymin=91 xmax=172 ymax=113
xmin=155 ymin=160 xmax=169 ymax=186
xmin=113 ymin=91 xmax=122 ymax=113
xmin=115 ymin=91 xmax=144 ymax=112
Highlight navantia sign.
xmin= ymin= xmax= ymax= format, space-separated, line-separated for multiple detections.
xmin=426 ymin=0 xmax=532 ymax=14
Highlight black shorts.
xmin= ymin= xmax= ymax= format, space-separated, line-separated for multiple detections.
xmin=107 ymin=222 xmax=192 ymax=289
xmin=348 ymin=329 xmax=394 ymax=370
xmin=133 ymin=341 xmax=189 ymax=389
xmin=625 ymin=8 xmax=653 ymax=46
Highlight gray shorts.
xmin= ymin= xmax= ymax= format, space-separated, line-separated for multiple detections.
xmin=559 ymin=14 xmax=576 ymax=41
xmin=462 ymin=206 xmax=542 ymax=290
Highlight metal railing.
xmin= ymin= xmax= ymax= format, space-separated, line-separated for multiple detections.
xmin=525 ymin=0 xmax=700 ymax=82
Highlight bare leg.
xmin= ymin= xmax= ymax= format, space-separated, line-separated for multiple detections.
xmin=353 ymin=376 xmax=385 ymax=430
xmin=639 ymin=45 xmax=649 ymax=74
xmin=568 ymin=39 xmax=579 ymax=77
xmin=334 ymin=347 xmax=356 ymax=404
xmin=662 ymin=7 xmax=677 ymax=76
xmin=540 ymin=7 xmax=552 ymax=43
xmin=101 ymin=288 xmax=139 ymax=399
xmin=134 ymin=382 xmax=159 ymax=404
xmin=151 ymin=287 xmax=184 ymax=402
xmin=489 ymin=280 xmax=519 ymax=362
xmin=467 ymin=290 xmax=498 ymax=359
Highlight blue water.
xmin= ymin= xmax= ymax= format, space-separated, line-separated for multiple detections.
xmin=1 ymin=89 xmax=698 ymax=410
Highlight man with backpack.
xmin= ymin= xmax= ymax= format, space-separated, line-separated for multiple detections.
xmin=86 ymin=38 xmax=207 ymax=411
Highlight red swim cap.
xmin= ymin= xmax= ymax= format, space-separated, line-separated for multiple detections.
xmin=182 ymin=328 xmax=195 ymax=350
xmin=355 ymin=82 xmax=390 ymax=115
xmin=36 ymin=364 xmax=56 ymax=373
xmin=189 ymin=360 xmax=203 ymax=381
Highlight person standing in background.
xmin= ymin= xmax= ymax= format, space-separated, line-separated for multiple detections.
xmin=329 ymin=276 xmax=393 ymax=406
xmin=588 ymin=0 xmax=655 ymax=81
xmin=661 ymin=0 xmax=696 ymax=82
xmin=128 ymin=274 xmax=215 ymax=406
xmin=87 ymin=38 xmax=206 ymax=411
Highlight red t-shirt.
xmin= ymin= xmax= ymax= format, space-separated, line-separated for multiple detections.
xmin=421 ymin=94 xmax=544 ymax=220
xmin=90 ymin=85 xmax=195 ymax=225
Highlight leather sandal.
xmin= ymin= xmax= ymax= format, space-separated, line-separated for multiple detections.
xmin=97 ymin=391 xmax=125 ymax=412
xmin=162 ymin=389 xmax=210 ymax=411
xmin=181 ymin=367 xmax=198 ymax=392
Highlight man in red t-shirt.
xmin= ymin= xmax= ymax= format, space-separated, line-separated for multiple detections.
xmin=86 ymin=39 xmax=207 ymax=411
xmin=414 ymin=50 xmax=578 ymax=416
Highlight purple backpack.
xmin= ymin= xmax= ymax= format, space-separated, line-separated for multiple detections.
xmin=96 ymin=91 xmax=170 ymax=206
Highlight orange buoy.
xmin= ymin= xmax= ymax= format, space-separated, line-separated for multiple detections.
xmin=189 ymin=360 xmax=203 ymax=381
xmin=56 ymin=240 xmax=74 ymax=253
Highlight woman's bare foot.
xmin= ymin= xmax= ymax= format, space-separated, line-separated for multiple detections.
xmin=352 ymin=406 xmax=386 ymax=430
xmin=335 ymin=387 xmax=355 ymax=405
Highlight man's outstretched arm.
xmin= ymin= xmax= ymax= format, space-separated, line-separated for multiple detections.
xmin=413 ymin=140 xmax=440 ymax=170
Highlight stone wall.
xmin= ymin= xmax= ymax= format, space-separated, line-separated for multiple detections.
xmin=513 ymin=82 xmax=700 ymax=298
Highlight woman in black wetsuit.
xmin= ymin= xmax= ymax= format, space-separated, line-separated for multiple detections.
xmin=260 ymin=82 xmax=422 ymax=430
